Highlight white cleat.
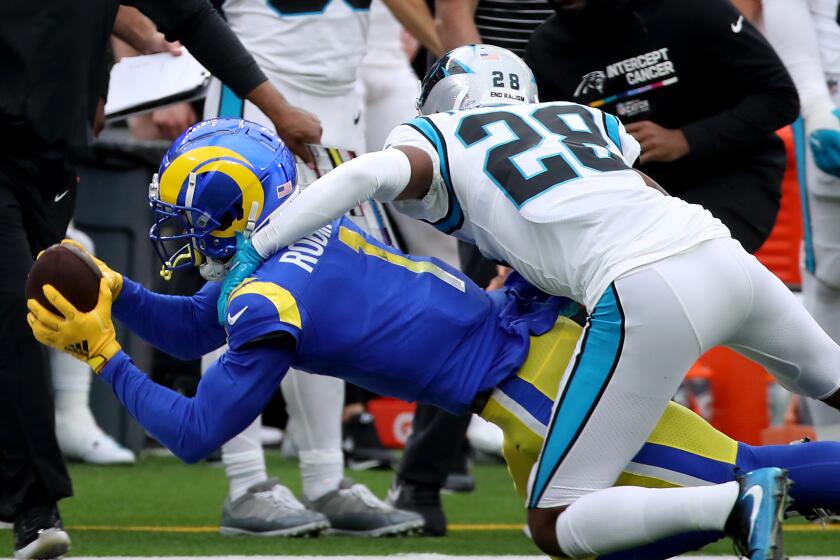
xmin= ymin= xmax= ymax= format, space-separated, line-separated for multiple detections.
xmin=59 ymin=428 xmax=136 ymax=465
xmin=78 ymin=433 xmax=136 ymax=465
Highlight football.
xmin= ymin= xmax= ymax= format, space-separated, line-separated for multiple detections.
xmin=26 ymin=243 xmax=102 ymax=316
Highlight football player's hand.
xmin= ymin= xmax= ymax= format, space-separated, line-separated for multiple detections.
xmin=809 ymin=108 xmax=840 ymax=178
xmin=625 ymin=121 xmax=690 ymax=164
xmin=272 ymin=104 xmax=322 ymax=168
xmin=27 ymin=279 xmax=121 ymax=373
xmin=246 ymin=81 xmax=322 ymax=168
xmin=485 ymin=266 xmax=512 ymax=292
xmin=59 ymin=239 xmax=124 ymax=300
xmin=151 ymin=103 xmax=198 ymax=141
xmin=217 ymin=232 xmax=265 ymax=325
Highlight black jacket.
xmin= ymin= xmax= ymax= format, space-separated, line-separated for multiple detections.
xmin=525 ymin=0 xmax=800 ymax=195
xmin=0 ymin=0 xmax=266 ymax=188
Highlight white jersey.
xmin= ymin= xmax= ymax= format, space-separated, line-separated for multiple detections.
xmin=363 ymin=0 xmax=404 ymax=69
xmin=384 ymin=102 xmax=730 ymax=309
xmin=221 ymin=0 xmax=370 ymax=95
xmin=808 ymin=0 xmax=840 ymax=100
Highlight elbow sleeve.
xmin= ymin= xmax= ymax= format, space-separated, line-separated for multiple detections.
xmin=359 ymin=148 xmax=413 ymax=202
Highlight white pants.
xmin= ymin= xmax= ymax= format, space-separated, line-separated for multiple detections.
xmin=791 ymin=117 xmax=840 ymax=437
xmin=203 ymin=77 xmax=361 ymax=484
xmin=530 ymin=237 xmax=840 ymax=508
xmin=205 ymin=78 xmax=365 ymax=153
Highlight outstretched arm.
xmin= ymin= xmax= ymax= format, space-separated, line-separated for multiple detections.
xmin=250 ymin=146 xmax=433 ymax=258
xmin=113 ymin=278 xmax=226 ymax=360
xmin=100 ymin=341 xmax=292 ymax=463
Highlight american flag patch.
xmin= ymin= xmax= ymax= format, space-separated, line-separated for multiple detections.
xmin=480 ymin=53 xmax=500 ymax=60
xmin=276 ymin=181 xmax=293 ymax=199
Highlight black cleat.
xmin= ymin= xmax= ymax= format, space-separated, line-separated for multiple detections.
xmin=386 ymin=479 xmax=447 ymax=536
xmin=13 ymin=504 xmax=70 ymax=559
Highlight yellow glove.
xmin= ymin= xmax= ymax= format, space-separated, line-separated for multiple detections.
xmin=27 ymin=278 xmax=121 ymax=373
xmin=59 ymin=239 xmax=123 ymax=299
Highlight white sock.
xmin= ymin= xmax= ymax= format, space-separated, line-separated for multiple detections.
xmin=299 ymin=449 xmax=345 ymax=502
xmin=282 ymin=369 xmax=345 ymax=501
xmin=51 ymin=349 xmax=102 ymax=451
xmin=222 ymin=417 xmax=268 ymax=501
xmin=555 ymin=483 xmax=739 ymax=558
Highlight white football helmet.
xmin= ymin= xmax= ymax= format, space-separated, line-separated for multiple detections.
xmin=417 ymin=44 xmax=539 ymax=116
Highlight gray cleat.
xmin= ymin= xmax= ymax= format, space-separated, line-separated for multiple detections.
xmin=220 ymin=478 xmax=329 ymax=537
xmin=307 ymin=478 xmax=424 ymax=536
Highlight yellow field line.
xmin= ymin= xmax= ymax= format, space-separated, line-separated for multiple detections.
xmin=64 ymin=523 xmax=840 ymax=533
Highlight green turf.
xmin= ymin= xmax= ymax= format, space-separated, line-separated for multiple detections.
xmin=2 ymin=453 xmax=839 ymax=556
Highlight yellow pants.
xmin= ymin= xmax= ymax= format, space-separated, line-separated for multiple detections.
xmin=480 ymin=317 xmax=740 ymax=501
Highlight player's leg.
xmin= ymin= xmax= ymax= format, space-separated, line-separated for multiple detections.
xmin=280 ymin=370 xmax=345 ymax=503
xmin=526 ymin=246 xmax=787 ymax=558
xmin=199 ymin=91 xmax=330 ymax=535
xmin=199 ymin=346 xmax=329 ymax=537
xmin=217 ymin=82 xmax=421 ymax=534
xmin=484 ymin=319 xmax=738 ymax=559
xmin=0 ymin=181 xmax=72 ymax=558
xmin=721 ymin=236 xmax=840 ymax=410
xmin=794 ymin=116 xmax=840 ymax=439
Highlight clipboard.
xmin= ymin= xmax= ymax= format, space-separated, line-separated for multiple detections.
xmin=105 ymin=50 xmax=210 ymax=119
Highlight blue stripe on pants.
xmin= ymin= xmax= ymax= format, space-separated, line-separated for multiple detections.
xmin=218 ymin=85 xmax=244 ymax=118
xmin=632 ymin=442 xmax=735 ymax=484
xmin=793 ymin=117 xmax=815 ymax=274
xmin=528 ymin=285 xmax=625 ymax=508
xmin=497 ymin=375 xmax=554 ymax=426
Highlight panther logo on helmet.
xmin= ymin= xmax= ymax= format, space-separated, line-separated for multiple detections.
xmin=149 ymin=118 xmax=298 ymax=280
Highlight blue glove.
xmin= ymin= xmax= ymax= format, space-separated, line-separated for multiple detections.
xmin=217 ymin=232 xmax=265 ymax=325
xmin=809 ymin=108 xmax=840 ymax=178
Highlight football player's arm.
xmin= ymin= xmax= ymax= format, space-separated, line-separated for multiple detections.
xmin=677 ymin=0 xmax=799 ymax=159
xmin=125 ymin=0 xmax=321 ymax=165
xmin=383 ymin=0 xmax=444 ymax=58
xmin=763 ymin=0 xmax=840 ymax=176
xmin=100 ymin=339 xmax=292 ymax=463
xmin=435 ymin=0 xmax=480 ymax=52
xmin=250 ymin=146 xmax=433 ymax=258
xmin=112 ymin=278 xmax=226 ymax=360
xmin=763 ymin=0 xmax=828 ymax=118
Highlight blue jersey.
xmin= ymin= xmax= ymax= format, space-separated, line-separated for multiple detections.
xmin=104 ymin=217 xmax=567 ymax=463
xmin=225 ymin=217 xmax=548 ymax=413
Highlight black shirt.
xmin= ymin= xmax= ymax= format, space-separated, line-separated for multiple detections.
xmin=0 ymin=0 xmax=267 ymax=189
xmin=525 ymin=0 xmax=800 ymax=195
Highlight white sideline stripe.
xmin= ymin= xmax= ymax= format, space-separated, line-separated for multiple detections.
xmin=4 ymin=524 xmax=836 ymax=558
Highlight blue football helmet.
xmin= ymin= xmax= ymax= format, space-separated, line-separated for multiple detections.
xmin=149 ymin=118 xmax=297 ymax=280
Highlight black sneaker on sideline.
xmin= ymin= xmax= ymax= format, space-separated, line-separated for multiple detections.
xmin=386 ymin=479 xmax=447 ymax=536
xmin=13 ymin=504 xmax=70 ymax=559
xmin=343 ymin=412 xmax=396 ymax=471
